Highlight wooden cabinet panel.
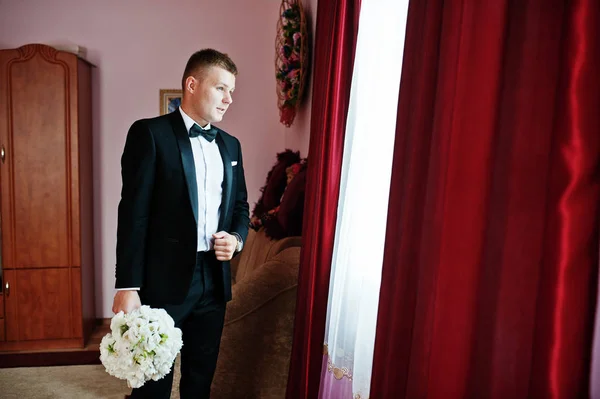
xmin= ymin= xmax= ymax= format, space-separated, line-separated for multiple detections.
xmin=3 ymin=269 xmax=17 ymax=341
xmin=71 ymin=268 xmax=82 ymax=338
xmin=4 ymin=268 xmax=73 ymax=341
xmin=4 ymin=47 xmax=71 ymax=269
xmin=0 ymin=44 xmax=95 ymax=353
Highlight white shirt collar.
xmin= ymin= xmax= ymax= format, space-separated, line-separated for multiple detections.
xmin=178 ymin=107 xmax=212 ymax=132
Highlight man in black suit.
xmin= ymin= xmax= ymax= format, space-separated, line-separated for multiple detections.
xmin=112 ymin=49 xmax=249 ymax=399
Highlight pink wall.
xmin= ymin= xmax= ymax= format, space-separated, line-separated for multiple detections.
xmin=0 ymin=0 xmax=316 ymax=317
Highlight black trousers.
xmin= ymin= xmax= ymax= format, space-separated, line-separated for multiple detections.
xmin=130 ymin=251 xmax=226 ymax=399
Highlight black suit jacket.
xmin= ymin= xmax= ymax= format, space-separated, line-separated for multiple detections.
xmin=115 ymin=110 xmax=249 ymax=305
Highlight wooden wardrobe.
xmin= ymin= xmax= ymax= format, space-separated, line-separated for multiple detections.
xmin=0 ymin=44 xmax=96 ymax=351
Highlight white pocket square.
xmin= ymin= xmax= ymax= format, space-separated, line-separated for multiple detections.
xmin=231 ymin=161 xmax=238 ymax=166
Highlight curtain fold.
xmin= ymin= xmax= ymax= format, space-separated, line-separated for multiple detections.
xmin=371 ymin=0 xmax=600 ymax=397
xmin=285 ymin=0 xmax=361 ymax=398
xmin=317 ymin=1 xmax=409 ymax=397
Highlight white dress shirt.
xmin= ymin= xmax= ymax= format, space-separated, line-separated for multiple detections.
xmin=117 ymin=108 xmax=223 ymax=291
xmin=178 ymin=107 xmax=224 ymax=251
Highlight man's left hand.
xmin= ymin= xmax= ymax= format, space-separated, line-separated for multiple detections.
xmin=213 ymin=231 xmax=237 ymax=261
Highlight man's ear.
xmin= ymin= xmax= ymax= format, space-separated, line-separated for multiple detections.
xmin=185 ymin=76 xmax=196 ymax=94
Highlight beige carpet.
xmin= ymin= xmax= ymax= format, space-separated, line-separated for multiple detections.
xmin=0 ymin=357 xmax=182 ymax=399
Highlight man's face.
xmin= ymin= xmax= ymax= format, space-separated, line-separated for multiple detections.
xmin=186 ymin=65 xmax=235 ymax=126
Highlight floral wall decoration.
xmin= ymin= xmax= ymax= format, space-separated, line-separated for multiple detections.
xmin=275 ymin=0 xmax=309 ymax=127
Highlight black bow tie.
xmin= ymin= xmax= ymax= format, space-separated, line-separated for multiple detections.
xmin=189 ymin=123 xmax=217 ymax=142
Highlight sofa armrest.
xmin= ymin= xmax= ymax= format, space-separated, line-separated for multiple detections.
xmin=225 ymin=248 xmax=301 ymax=325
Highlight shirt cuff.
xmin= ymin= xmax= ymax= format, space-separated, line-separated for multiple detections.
xmin=116 ymin=287 xmax=140 ymax=291
xmin=231 ymin=232 xmax=243 ymax=252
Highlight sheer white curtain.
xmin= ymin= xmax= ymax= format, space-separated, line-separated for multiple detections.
xmin=319 ymin=0 xmax=409 ymax=398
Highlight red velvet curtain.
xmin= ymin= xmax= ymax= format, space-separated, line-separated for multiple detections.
xmin=371 ymin=0 xmax=600 ymax=398
xmin=285 ymin=0 xmax=361 ymax=398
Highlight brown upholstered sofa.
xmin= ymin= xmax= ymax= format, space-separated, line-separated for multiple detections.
xmin=210 ymin=227 xmax=302 ymax=399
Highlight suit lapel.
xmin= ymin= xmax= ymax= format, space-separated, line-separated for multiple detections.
xmin=216 ymin=131 xmax=232 ymax=231
xmin=169 ymin=111 xmax=199 ymax=224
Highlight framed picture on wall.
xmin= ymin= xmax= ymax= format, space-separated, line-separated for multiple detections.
xmin=159 ymin=89 xmax=182 ymax=115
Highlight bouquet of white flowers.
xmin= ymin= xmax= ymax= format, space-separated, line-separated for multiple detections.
xmin=99 ymin=305 xmax=183 ymax=388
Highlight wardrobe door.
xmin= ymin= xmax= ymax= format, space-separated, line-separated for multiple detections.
xmin=3 ymin=268 xmax=73 ymax=342
xmin=0 ymin=45 xmax=73 ymax=270
xmin=0 ymin=44 xmax=84 ymax=350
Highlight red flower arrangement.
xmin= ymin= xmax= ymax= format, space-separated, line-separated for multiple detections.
xmin=251 ymin=150 xmax=308 ymax=239
xmin=275 ymin=0 xmax=309 ymax=127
